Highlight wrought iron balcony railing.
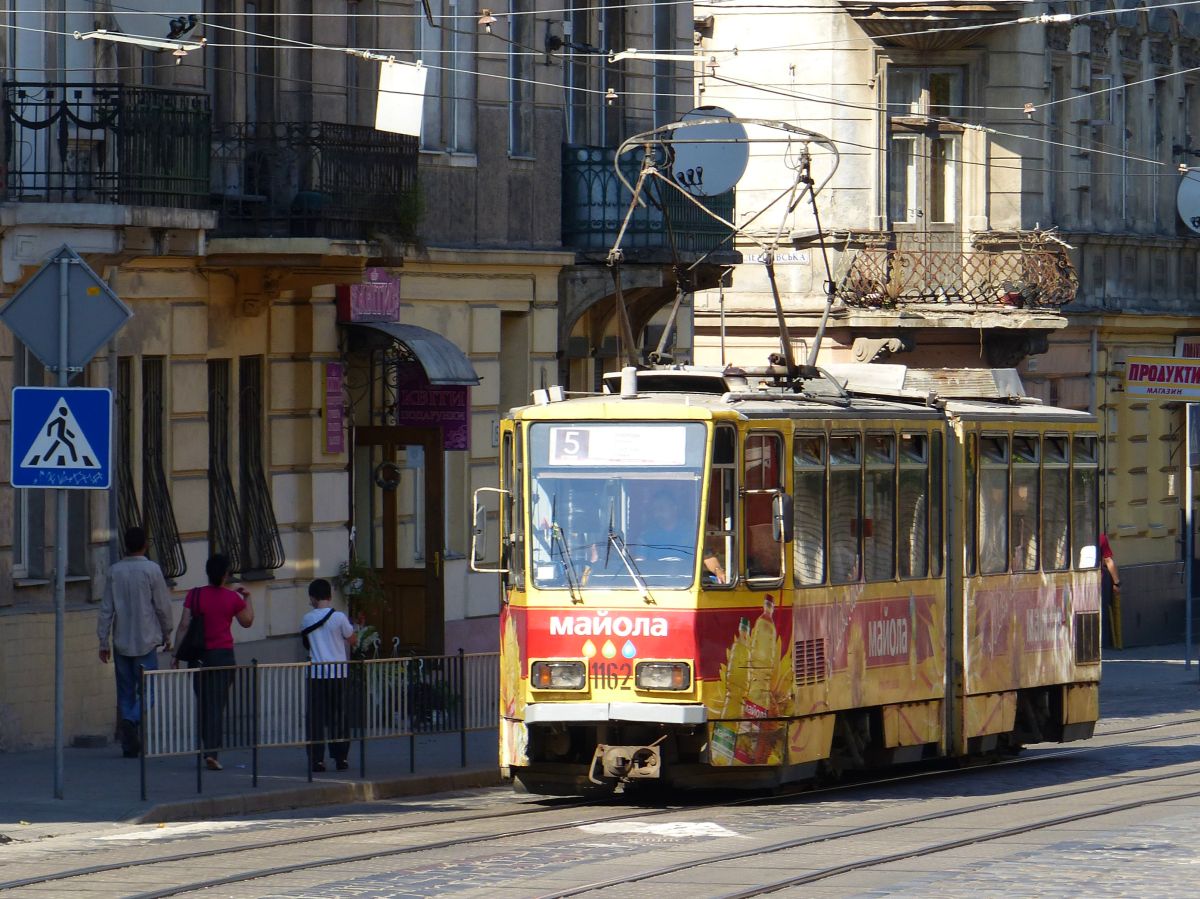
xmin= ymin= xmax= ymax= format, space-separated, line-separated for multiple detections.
xmin=834 ymin=231 xmax=1078 ymax=309
xmin=211 ymin=122 xmax=419 ymax=240
xmin=562 ymin=145 xmax=735 ymax=259
xmin=3 ymin=82 xmax=211 ymax=208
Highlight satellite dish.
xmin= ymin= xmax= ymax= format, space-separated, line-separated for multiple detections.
xmin=1178 ymin=171 xmax=1200 ymax=235
xmin=669 ymin=106 xmax=748 ymax=198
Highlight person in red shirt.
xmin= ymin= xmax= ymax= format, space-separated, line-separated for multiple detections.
xmin=1100 ymin=533 xmax=1122 ymax=650
xmin=172 ymin=554 xmax=254 ymax=770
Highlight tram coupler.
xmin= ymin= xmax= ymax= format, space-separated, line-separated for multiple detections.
xmin=587 ymin=743 xmax=662 ymax=785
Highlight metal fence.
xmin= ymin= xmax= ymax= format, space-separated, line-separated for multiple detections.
xmin=139 ymin=651 xmax=499 ymax=800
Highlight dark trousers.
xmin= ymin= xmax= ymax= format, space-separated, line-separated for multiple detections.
xmin=307 ymin=675 xmax=351 ymax=765
xmin=190 ymin=648 xmax=236 ymax=759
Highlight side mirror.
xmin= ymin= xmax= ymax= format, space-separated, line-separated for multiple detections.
xmin=470 ymin=487 xmax=511 ymax=573
xmin=772 ymin=493 xmax=794 ymax=543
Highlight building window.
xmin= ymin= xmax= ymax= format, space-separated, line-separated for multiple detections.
xmin=116 ymin=357 xmax=140 ymax=542
xmin=653 ymin=0 xmax=676 ymax=128
xmin=887 ymin=67 xmax=964 ymax=230
xmin=143 ymin=358 xmax=186 ymax=580
xmin=238 ymin=357 xmax=285 ymax=575
xmin=420 ymin=0 xmax=478 ymax=152
xmin=12 ymin=344 xmax=45 ymax=580
xmin=208 ymin=359 xmax=243 ymax=569
xmin=509 ymin=0 xmax=534 ymax=156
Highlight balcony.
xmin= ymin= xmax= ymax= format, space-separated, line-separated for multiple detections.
xmin=2 ymin=82 xmax=211 ymax=208
xmin=211 ymin=122 xmax=419 ymax=241
xmin=562 ymin=145 xmax=736 ymax=262
xmin=834 ymin=1 xmax=1014 ymax=50
xmin=834 ymin=231 xmax=1078 ymax=310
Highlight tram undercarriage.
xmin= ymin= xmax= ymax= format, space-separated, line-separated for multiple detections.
xmin=509 ymin=682 xmax=1097 ymax=795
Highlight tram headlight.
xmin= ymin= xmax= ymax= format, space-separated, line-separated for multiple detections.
xmin=635 ymin=661 xmax=692 ymax=691
xmin=530 ymin=660 xmax=586 ymax=690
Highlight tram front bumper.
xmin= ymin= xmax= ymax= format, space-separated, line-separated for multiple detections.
xmin=524 ymin=702 xmax=707 ymax=725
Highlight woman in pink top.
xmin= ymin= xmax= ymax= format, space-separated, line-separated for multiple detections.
xmin=172 ymin=554 xmax=254 ymax=769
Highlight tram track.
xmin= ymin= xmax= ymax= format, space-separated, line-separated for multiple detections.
xmin=3 ymin=715 xmax=1198 ymax=897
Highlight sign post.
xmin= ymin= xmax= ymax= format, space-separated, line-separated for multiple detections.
xmin=0 ymin=246 xmax=130 ymax=799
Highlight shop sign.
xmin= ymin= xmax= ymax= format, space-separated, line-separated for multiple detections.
xmin=324 ymin=362 xmax=345 ymax=454
xmin=1125 ymin=355 xmax=1200 ymax=399
xmin=395 ymin=363 xmax=470 ymax=450
xmin=336 ymin=268 xmax=400 ymax=322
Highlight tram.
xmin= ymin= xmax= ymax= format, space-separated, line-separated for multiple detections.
xmin=474 ymin=363 xmax=1102 ymax=795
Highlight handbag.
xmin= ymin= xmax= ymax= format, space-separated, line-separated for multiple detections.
xmin=301 ymin=608 xmax=335 ymax=651
xmin=175 ymin=587 xmax=207 ymax=663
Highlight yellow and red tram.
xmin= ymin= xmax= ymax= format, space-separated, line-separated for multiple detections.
xmin=476 ymin=365 xmax=1101 ymax=794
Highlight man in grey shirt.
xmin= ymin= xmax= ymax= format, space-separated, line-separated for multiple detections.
xmin=97 ymin=526 xmax=173 ymax=757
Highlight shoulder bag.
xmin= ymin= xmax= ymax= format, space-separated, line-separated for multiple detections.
xmin=175 ymin=587 xmax=207 ymax=663
xmin=301 ymin=608 xmax=335 ymax=651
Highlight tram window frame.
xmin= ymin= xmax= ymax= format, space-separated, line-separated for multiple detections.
xmin=705 ymin=423 xmax=738 ymax=588
xmin=1071 ymin=435 xmax=1100 ymax=570
xmin=744 ymin=430 xmax=786 ymax=584
xmin=511 ymin=425 xmax=526 ymax=588
xmin=1042 ymin=434 xmax=1071 ymax=571
xmin=793 ymin=432 xmax=826 ymax=586
xmin=864 ymin=432 xmax=897 ymax=582
xmin=829 ymin=432 xmax=863 ymax=584
xmin=965 ymin=432 xmax=977 ymax=576
xmin=930 ymin=430 xmax=944 ymax=577
xmin=978 ymin=433 xmax=1010 ymax=575
xmin=898 ymin=431 xmax=929 ymax=579
xmin=1011 ymin=434 xmax=1040 ymax=573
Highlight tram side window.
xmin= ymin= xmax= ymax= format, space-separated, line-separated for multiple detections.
xmin=705 ymin=424 xmax=737 ymax=586
xmin=978 ymin=434 xmax=1009 ymax=574
xmin=1072 ymin=435 xmax=1100 ymax=568
xmin=510 ymin=428 xmax=526 ymax=587
xmin=898 ymin=432 xmax=928 ymax=579
xmin=744 ymin=432 xmax=784 ymax=581
xmin=829 ymin=434 xmax=862 ymax=584
xmin=865 ymin=433 xmax=896 ymax=581
xmin=1042 ymin=435 xmax=1070 ymax=571
xmin=793 ymin=434 xmax=826 ymax=586
xmin=1011 ymin=435 xmax=1040 ymax=572
xmin=930 ymin=430 xmax=944 ymax=577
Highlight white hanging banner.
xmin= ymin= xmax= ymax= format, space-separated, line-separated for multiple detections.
xmin=375 ymin=60 xmax=426 ymax=137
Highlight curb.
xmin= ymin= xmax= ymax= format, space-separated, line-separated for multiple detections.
xmin=132 ymin=768 xmax=507 ymax=824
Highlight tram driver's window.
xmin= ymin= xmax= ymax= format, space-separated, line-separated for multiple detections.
xmin=705 ymin=424 xmax=736 ymax=586
xmin=829 ymin=434 xmax=862 ymax=584
xmin=793 ymin=434 xmax=826 ymax=586
xmin=744 ymin=432 xmax=784 ymax=581
xmin=978 ymin=434 xmax=1009 ymax=574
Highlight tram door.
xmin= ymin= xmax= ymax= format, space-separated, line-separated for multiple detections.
xmin=353 ymin=426 xmax=444 ymax=655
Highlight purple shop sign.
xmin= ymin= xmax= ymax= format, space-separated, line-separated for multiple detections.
xmin=324 ymin=362 xmax=345 ymax=454
xmin=395 ymin=363 xmax=470 ymax=450
xmin=336 ymin=268 xmax=400 ymax=323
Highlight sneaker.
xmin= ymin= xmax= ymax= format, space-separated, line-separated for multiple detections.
xmin=335 ymin=760 xmax=349 ymax=771
xmin=205 ymin=757 xmax=222 ymax=771
xmin=312 ymin=761 xmax=326 ymax=773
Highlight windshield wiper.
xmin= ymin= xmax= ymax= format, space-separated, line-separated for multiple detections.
xmin=551 ymin=522 xmax=584 ymax=604
xmin=607 ymin=527 xmax=655 ymax=605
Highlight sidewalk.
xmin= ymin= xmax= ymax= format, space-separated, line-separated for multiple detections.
xmin=0 ymin=728 xmax=502 ymax=831
xmin=3 ymin=643 xmax=1199 ymax=831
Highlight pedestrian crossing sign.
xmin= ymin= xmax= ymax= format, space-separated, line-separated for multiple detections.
xmin=11 ymin=387 xmax=112 ymax=489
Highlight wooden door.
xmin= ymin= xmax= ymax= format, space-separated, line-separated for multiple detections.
xmin=353 ymin=426 xmax=444 ymax=655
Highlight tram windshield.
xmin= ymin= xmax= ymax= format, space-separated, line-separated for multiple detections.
xmin=528 ymin=421 xmax=707 ymax=590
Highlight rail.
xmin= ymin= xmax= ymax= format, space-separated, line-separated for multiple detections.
xmin=137 ymin=651 xmax=499 ymax=800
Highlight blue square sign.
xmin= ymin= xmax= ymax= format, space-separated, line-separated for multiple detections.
xmin=11 ymin=387 xmax=112 ymax=489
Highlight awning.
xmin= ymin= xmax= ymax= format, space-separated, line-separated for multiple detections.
xmin=342 ymin=321 xmax=480 ymax=386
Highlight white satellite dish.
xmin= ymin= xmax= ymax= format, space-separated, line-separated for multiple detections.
xmin=669 ymin=106 xmax=749 ymax=198
xmin=1178 ymin=171 xmax=1200 ymax=235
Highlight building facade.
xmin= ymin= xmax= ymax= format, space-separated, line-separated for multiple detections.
xmin=693 ymin=0 xmax=1200 ymax=646
xmin=0 ymin=0 xmax=719 ymax=749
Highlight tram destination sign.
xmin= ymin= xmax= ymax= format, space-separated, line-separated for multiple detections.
xmin=1125 ymin=355 xmax=1200 ymax=400
xmin=548 ymin=424 xmax=689 ymax=467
